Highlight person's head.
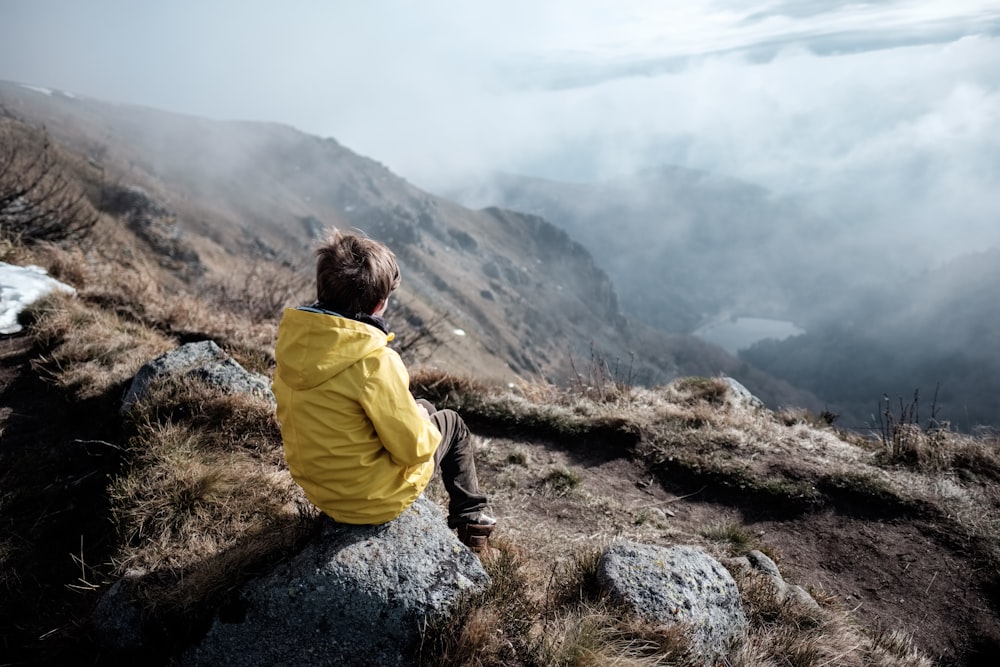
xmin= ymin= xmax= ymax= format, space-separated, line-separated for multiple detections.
xmin=314 ymin=230 xmax=401 ymax=316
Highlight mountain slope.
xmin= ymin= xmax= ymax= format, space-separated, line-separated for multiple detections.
xmin=450 ymin=168 xmax=864 ymax=335
xmin=450 ymin=167 xmax=1000 ymax=430
xmin=0 ymin=80 xmax=818 ymax=409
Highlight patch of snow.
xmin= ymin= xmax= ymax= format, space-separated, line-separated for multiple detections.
xmin=19 ymin=84 xmax=53 ymax=96
xmin=0 ymin=262 xmax=76 ymax=334
xmin=452 ymin=328 xmax=466 ymax=337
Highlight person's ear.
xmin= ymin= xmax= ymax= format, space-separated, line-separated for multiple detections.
xmin=373 ymin=299 xmax=387 ymax=315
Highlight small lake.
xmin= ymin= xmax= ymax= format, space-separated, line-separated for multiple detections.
xmin=692 ymin=317 xmax=805 ymax=355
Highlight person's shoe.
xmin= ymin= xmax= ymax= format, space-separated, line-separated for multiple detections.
xmin=449 ymin=512 xmax=496 ymax=552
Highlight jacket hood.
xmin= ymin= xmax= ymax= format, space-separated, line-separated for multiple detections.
xmin=275 ymin=308 xmax=391 ymax=390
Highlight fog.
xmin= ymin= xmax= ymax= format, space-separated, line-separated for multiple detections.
xmin=3 ymin=0 xmax=1000 ymax=427
xmin=2 ymin=0 xmax=998 ymax=263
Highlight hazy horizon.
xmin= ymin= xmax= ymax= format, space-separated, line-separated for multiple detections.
xmin=2 ymin=1 xmax=999 ymax=263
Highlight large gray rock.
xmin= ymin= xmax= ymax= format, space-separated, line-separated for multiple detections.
xmin=721 ymin=376 xmax=765 ymax=411
xmin=183 ymin=496 xmax=490 ymax=667
xmin=121 ymin=340 xmax=273 ymax=413
xmin=89 ymin=573 xmax=146 ymax=651
xmin=597 ymin=542 xmax=747 ymax=664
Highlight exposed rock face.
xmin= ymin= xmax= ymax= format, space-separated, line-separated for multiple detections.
xmin=597 ymin=541 xmax=747 ymax=665
xmin=183 ymin=496 xmax=490 ymax=667
xmin=120 ymin=340 xmax=273 ymax=413
xmin=722 ymin=376 xmax=766 ymax=411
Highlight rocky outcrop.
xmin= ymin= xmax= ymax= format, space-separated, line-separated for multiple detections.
xmin=721 ymin=376 xmax=766 ymax=411
xmin=97 ymin=184 xmax=203 ymax=276
xmin=183 ymin=496 xmax=490 ymax=667
xmin=120 ymin=340 xmax=273 ymax=413
xmin=99 ymin=342 xmax=489 ymax=664
xmin=597 ymin=541 xmax=747 ymax=665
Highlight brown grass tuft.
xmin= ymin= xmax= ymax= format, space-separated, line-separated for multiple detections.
xmin=26 ymin=291 xmax=173 ymax=400
xmin=124 ymin=375 xmax=283 ymax=463
xmin=729 ymin=568 xmax=932 ymax=667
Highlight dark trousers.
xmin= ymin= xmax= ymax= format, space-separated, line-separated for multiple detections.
xmin=418 ymin=400 xmax=488 ymax=521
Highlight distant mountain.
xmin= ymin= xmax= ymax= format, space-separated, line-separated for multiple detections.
xmin=449 ymin=167 xmax=1000 ymax=430
xmin=741 ymin=247 xmax=1000 ymax=430
xmin=0 ymin=80 xmax=823 ymax=411
xmin=450 ymin=168 xmax=882 ymax=335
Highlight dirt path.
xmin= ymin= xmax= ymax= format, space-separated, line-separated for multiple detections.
xmin=458 ymin=431 xmax=1000 ymax=666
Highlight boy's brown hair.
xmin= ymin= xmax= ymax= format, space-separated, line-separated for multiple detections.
xmin=315 ymin=230 xmax=401 ymax=315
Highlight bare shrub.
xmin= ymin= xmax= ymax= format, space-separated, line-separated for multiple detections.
xmin=206 ymin=260 xmax=311 ymax=324
xmin=390 ymin=300 xmax=450 ymax=365
xmin=876 ymin=388 xmax=949 ymax=466
xmin=0 ymin=122 xmax=98 ymax=243
xmin=568 ymin=343 xmax=635 ymax=404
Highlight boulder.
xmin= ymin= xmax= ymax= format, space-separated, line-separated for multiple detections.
xmin=183 ymin=496 xmax=490 ymax=667
xmin=728 ymin=549 xmax=819 ymax=609
xmin=121 ymin=340 xmax=273 ymax=413
xmin=89 ymin=572 xmax=147 ymax=652
xmin=597 ymin=541 xmax=747 ymax=664
xmin=721 ymin=376 xmax=765 ymax=411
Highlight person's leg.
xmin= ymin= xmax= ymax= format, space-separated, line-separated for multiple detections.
xmin=429 ymin=407 xmax=489 ymax=524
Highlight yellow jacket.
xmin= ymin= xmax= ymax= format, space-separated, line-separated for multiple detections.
xmin=272 ymin=307 xmax=440 ymax=524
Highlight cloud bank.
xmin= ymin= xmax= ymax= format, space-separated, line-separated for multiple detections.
xmin=1 ymin=1 xmax=998 ymax=260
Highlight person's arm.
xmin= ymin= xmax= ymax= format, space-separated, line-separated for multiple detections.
xmin=359 ymin=351 xmax=440 ymax=467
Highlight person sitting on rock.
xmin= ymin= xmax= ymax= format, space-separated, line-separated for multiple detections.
xmin=272 ymin=229 xmax=495 ymax=550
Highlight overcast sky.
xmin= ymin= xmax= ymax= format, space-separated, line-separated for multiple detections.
xmin=2 ymin=1 xmax=999 ymax=259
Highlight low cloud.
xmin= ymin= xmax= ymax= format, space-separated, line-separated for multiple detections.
xmin=1 ymin=1 xmax=998 ymax=262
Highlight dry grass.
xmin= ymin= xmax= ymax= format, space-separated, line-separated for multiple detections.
xmin=26 ymin=291 xmax=173 ymax=400
xmin=730 ymin=569 xmax=932 ymax=667
xmin=123 ymin=374 xmax=284 ymax=464
xmin=412 ymin=367 xmax=998 ymax=664
xmin=14 ymin=269 xmax=313 ymax=637
xmin=28 ymin=241 xmax=285 ymax=373
xmin=110 ymin=374 xmax=316 ymax=621
xmin=419 ymin=541 xmax=693 ymax=667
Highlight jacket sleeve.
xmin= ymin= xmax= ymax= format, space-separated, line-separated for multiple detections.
xmin=359 ymin=350 xmax=441 ymax=467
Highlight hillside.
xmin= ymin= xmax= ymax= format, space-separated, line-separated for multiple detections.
xmin=450 ymin=168 xmax=861 ymax=335
xmin=0 ymin=80 xmax=822 ymax=415
xmin=2 ymin=81 xmax=1000 ymax=665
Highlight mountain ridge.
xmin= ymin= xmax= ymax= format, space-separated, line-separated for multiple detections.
xmin=0 ymin=79 xmax=820 ymax=412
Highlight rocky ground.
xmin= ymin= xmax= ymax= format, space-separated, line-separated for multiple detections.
xmin=448 ymin=429 xmax=1000 ymax=665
